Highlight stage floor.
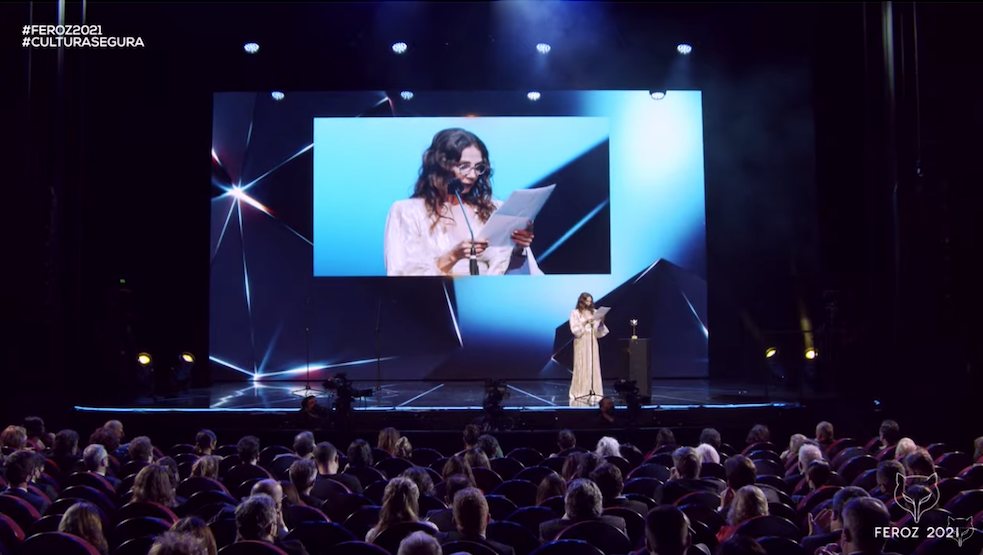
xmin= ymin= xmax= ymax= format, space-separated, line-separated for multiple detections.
xmin=74 ymin=379 xmax=803 ymax=413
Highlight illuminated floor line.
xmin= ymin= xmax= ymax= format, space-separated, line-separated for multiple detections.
xmin=507 ymin=384 xmax=557 ymax=407
xmin=75 ymin=401 xmax=799 ymax=413
xmin=397 ymin=384 xmax=445 ymax=407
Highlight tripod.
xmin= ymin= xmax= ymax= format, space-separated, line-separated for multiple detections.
xmin=573 ymin=316 xmax=603 ymax=407
xmin=293 ymin=295 xmax=325 ymax=399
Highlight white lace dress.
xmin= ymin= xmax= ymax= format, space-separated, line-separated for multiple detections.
xmin=568 ymin=308 xmax=609 ymax=406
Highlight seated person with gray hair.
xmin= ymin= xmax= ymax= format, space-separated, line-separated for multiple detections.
xmin=659 ymin=446 xmax=720 ymax=504
xmin=234 ymin=494 xmax=309 ymax=555
xmin=539 ymin=478 xmax=627 ymax=542
xmin=837 ymin=497 xmax=893 ymax=555
xmin=82 ymin=443 xmax=120 ymax=487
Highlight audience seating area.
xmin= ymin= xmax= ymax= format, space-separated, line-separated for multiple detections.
xmin=0 ymin=418 xmax=981 ymax=555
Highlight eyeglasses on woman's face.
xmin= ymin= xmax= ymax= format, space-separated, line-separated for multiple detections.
xmin=454 ymin=162 xmax=489 ymax=176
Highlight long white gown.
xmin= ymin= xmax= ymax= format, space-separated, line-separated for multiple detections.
xmin=569 ymin=308 xmax=609 ymax=406
xmin=384 ymin=198 xmax=542 ymax=276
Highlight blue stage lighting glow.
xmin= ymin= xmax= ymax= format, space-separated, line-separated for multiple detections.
xmin=536 ymin=43 xmax=551 ymax=55
xmin=271 ymin=91 xmax=285 ymax=101
xmin=527 ymin=91 xmax=542 ymax=101
xmin=677 ymin=43 xmax=693 ymax=55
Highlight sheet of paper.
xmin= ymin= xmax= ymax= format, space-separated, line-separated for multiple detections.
xmin=479 ymin=184 xmax=556 ymax=247
xmin=592 ymin=306 xmax=611 ymax=321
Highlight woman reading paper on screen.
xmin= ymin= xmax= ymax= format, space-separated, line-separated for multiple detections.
xmin=569 ymin=292 xmax=609 ymax=406
xmin=384 ymin=128 xmax=542 ymax=276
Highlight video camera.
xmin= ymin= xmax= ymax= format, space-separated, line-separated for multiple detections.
xmin=322 ymin=373 xmax=373 ymax=399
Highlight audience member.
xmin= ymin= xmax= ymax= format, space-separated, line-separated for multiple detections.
xmin=23 ymin=417 xmax=46 ymax=451
xmin=660 ymin=446 xmax=718 ymax=504
xmin=871 ymin=460 xmax=904 ymax=502
xmin=539 ymin=478 xmax=627 ymax=541
xmin=700 ymin=428 xmax=722 ymax=450
xmin=347 ymin=438 xmax=374 ymax=469
xmin=590 ymin=462 xmax=649 ymax=516
xmin=644 ymin=505 xmax=692 ymax=555
xmin=1 ymin=450 xmax=50 ymax=512
xmin=903 ymin=449 xmax=935 ymax=477
xmin=293 ymin=431 xmax=316 ymax=459
xmin=441 ymin=455 xmax=476 ymax=486
xmin=459 ymin=424 xmax=481 ymax=456
xmin=379 ymin=427 xmax=402 ymax=457
xmin=395 ymin=436 xmax=413 ymax=459
xmin=746 ymin=424 xmax=771 ymax=446
xmin=400 ymin=530 xmax=443 ymax=555
xmin=815 ymin=421 xmax=835 ymax=454
xmin=878 ymin=420 xmax=901 ymax=451
xmin=312 ymin=441 xmax=362 ymax=494
xmin=171 ymin=517 xmax=218 ymax=555
xmin=0 ymin=426 xmax=27 ymax=453
xmin=288 ymin=458 xmax=321 ymax=506
xmin=598 ymin=396 xmax=617 ymax=424
xmin=58 ymin=501 xmax=109 ymax=555
xmin=554 ymin=429 xmax=578 ymax=456
xmin=129 ymin=436 xmax=155 ymax=466
xmin=596 ymin=436 xmax=621 ymax=458
xmin=721 ymin=455 xmax=756 ymax=511
xmin=234 ymin=494 xmax=309 ymax=555
xmin=696 ymin=443 xmax=721 ymax=464
xmin=438 ymin=487 xmax=515 ymax=555
xmin=194 ymin=429 xmax=217 ymax=456
xmin=781 ymin=434 xmax=808 ymax=466
xmin=894 ymin=438 xmax=917 ymax=461
xmin=366 ymin=477 xmax=435 ymax=543
xmin=536 ymin=473 xmax=567 ymax=505
xmin=82 ymin=443 xmax=120 ymax=487
xmin=133 ymin=464 xmax=177 ymax=507
xmin=250 ymin=479 xmax=288 ymax=538
xmin=426 ymin=473 xmax=472 ymax=532
xmin=477 ymin=434 xmax=503 ymax=459
xmin=464 ymin=447 xmax=491 ymax=470
xmin=839 ymin=498 xmax=891 ymax=555
xmin=402 ymin=466 xmax=436 ymax=497
xmin=190 ymin=455 xmax=221 ymax=480
xmin=717 ymin=485 xmax=768 ymax=542
xmin=148 ymin=531 xmax=209 ymax=555
xmin=236 ymin=435 xmax=261 ymax=465
xmin=801 ymin=486 xmax=870 ymax=555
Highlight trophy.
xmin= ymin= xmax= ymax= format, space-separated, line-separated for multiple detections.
xmin=630 ymin=319 xmax=638 ymax=340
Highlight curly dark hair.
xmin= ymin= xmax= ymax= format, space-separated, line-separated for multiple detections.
xmin=413 ymin=128 xmax=495 ymax=229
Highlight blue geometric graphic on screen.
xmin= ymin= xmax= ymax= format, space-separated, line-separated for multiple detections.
xmin=313 ymin=116 xmax=610 ymax=276
xmin=452 ymin=91 xmax=705 ymax=348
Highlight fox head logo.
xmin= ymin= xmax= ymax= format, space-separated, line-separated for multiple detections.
xmin=894 ymin=472 xmax=939 ymax=523
xmin=947 ymin=516 xmax=974 ymax=547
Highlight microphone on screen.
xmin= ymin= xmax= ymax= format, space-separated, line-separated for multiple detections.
xmin=449 ymin=179 xmax=479 ymax=276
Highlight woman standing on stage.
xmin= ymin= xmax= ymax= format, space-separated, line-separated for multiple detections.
xmin=569 ymin=292 xmax=608 ymax=406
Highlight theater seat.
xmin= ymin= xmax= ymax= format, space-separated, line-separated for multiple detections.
xmin=17 ymin=532 xmax=101 ymax=555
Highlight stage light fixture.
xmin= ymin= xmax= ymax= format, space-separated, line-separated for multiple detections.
xmin=536 ymin=42 xmax=552 ymax=54
xmin=137 ymin=353 xmax=152 ymax=366
xmin=243 ymin=42 xmax=260 ymax=54
xmin=649 ymin=89 xmax=667 ymax=100
xmin=391 ymin=41 xmax=408 ymax=54
xmin=805 ymin=348 xmax=818 ymax=360
xmin=180 ymin=352 xmax=195 ymax=364
xmin=271 ymin=91 xmax=285 ymax=101
xmin=527 ymin=91 xmax=542 ymax=101
xmin=765 ymin=347 xmax=778 ymax=359
xmin=676 ymin=43 xmax=693 ymax=55
xmin=400 ymin=90 xmax=414 ymax=101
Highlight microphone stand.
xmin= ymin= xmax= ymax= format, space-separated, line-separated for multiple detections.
xmin=454 ymin=189 xmax=479 ymax=275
